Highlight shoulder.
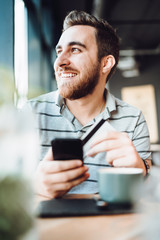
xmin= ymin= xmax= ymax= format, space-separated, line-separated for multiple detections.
xmin=106 ymin=90 xmax=141 ymax=117
xmin=109 ymin=94 xmax=145 ymax=131
xmin=29 ymin=91 xmax=57 ymax=105
xmin=114 ymin=96 xmax=141 ymax=116
xmin=28 ymin=91 xmax=59 ymax=112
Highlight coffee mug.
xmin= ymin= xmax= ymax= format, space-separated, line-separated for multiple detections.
xmin=98 ymin=167 xmax=144 ymax=203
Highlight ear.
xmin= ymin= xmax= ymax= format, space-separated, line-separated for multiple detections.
xmin=102 ymin=55 xmax=116 ymax=74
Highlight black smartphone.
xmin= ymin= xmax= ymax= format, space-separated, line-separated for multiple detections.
xmin=51 ymin=138 xmax=83 ymax=161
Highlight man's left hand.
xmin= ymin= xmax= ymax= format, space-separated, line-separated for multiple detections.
xmin=86 ymin=131 xmax=148 ymax=175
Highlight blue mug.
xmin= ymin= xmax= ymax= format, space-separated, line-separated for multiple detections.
xmin=98 ymin=167 xmax=144 ymax=203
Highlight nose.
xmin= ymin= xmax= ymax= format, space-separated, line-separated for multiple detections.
xmin=54 ymin=51 xmax=70 ymax=70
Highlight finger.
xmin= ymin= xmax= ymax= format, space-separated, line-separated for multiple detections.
xmin=41 ymin=159 xmax=83 ymax=174
xmin=106 ymin=144 xmax=137 ymax=165
xmin=43 ymin=148 xmax=53 ymax=161
xmin=106 ymin=148 xmax=127 ymax=165
xmin=112 ymin=158 xmax=135 ymax=167
xmin=49 ymin=172 xmax=90 ymax=192
xmin=91 ymin=131 xmax=127 ymax=147
xmin=87 ymin=139 xmax=123 ymax=156
xmin=44 ymin=165 xmax=89 ymax=184
xmin=43 ymin=172 xmax=90 ymax=198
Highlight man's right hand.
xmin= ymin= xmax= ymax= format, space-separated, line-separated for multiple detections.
xmin=34 ymin=148 xmax=89 ymax=199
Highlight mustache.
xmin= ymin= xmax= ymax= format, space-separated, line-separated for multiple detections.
xmin=57 ymin=66 xmax=77 ymax=72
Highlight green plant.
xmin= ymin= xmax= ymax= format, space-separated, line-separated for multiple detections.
xmin=0 ymin=175 xmax=33 ymax=240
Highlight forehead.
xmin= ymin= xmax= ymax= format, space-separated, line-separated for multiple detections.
xmin=57 ymin=25 xmax=97 ymax=47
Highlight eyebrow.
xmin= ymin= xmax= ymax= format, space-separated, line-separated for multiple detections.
xmin=55 ymin=41 xmax=87 ymax=51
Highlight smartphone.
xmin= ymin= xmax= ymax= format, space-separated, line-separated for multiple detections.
xmin=51 ymin=138 xmax=83 ymax=161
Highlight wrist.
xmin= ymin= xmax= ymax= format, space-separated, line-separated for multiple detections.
xmin=143 ymin=159 xmax=151 ymax=176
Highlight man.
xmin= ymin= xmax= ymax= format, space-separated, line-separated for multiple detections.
xmin=30 ymin=10 xmax=151 ymax=199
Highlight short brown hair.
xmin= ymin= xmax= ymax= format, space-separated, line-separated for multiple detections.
xmin=63 ymin=10 xmax=120 ymax=81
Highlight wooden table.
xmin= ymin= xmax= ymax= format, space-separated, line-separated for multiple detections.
xmin=35 ymin=194 xmax=147 ymax=240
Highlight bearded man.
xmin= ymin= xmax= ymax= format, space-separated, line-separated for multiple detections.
xmin=29 ymin=10 xmax=151 ymax=199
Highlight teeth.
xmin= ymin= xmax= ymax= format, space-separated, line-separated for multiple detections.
xmin=61 ymin=73 xmax=77 ymax=78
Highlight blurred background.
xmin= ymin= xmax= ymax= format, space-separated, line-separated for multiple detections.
xmin=0 ymin=0 xmax=160 ymax=151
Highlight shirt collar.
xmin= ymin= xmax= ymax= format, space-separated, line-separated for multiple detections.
xmin=105 ymin=88 xmax=116 ymax=112
xmin=101 ymin=88 xmax=117 ymax=120
xmin=55 ymin=88 xmax=117 ymax=117
xmin=55 ymin=90 xmax=65 ymax=109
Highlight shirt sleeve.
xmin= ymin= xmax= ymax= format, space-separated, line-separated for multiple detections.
xmin=132 ymin=111 xmax=152 ymax=160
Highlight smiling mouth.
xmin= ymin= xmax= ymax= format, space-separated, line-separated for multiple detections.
xmin=60 ymin=73 xmax=77 ymax=78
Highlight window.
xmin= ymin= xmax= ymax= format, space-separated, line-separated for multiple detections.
xmin=14 ymin=0 xmax=28 ymax=108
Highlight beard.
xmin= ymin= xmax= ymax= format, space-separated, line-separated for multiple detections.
xmin=56 ymin=61 xmax=101 ymax=100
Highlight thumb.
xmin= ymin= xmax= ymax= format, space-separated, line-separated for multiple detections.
xmin=43 ymin=148 xmax=53 ymax=161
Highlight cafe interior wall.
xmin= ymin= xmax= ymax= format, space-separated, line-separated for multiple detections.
xmin=110 ymin=55 xmax=160 ymax=144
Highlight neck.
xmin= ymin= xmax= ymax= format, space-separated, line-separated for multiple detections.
xmin=66 ymin=89 xmax=106 ymax=126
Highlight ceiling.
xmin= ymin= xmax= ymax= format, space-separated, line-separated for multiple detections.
xmin=24 ymin=0 xmax=160 ymax=79
xmin=41 ymin=0 xmax=160 ymax=54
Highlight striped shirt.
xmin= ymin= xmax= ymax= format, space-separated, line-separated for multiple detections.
xmin=29 ymin=88 xmax=151 ymax=194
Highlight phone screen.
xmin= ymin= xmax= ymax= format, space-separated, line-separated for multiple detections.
xmin=51 ymin=138 xmax=83 ymax=161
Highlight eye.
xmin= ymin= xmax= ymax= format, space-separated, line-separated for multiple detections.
xmin=72 ymin=48 xmax=81 ymax=53
xmin=56 ymin=49 xmax=62 ymax=56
